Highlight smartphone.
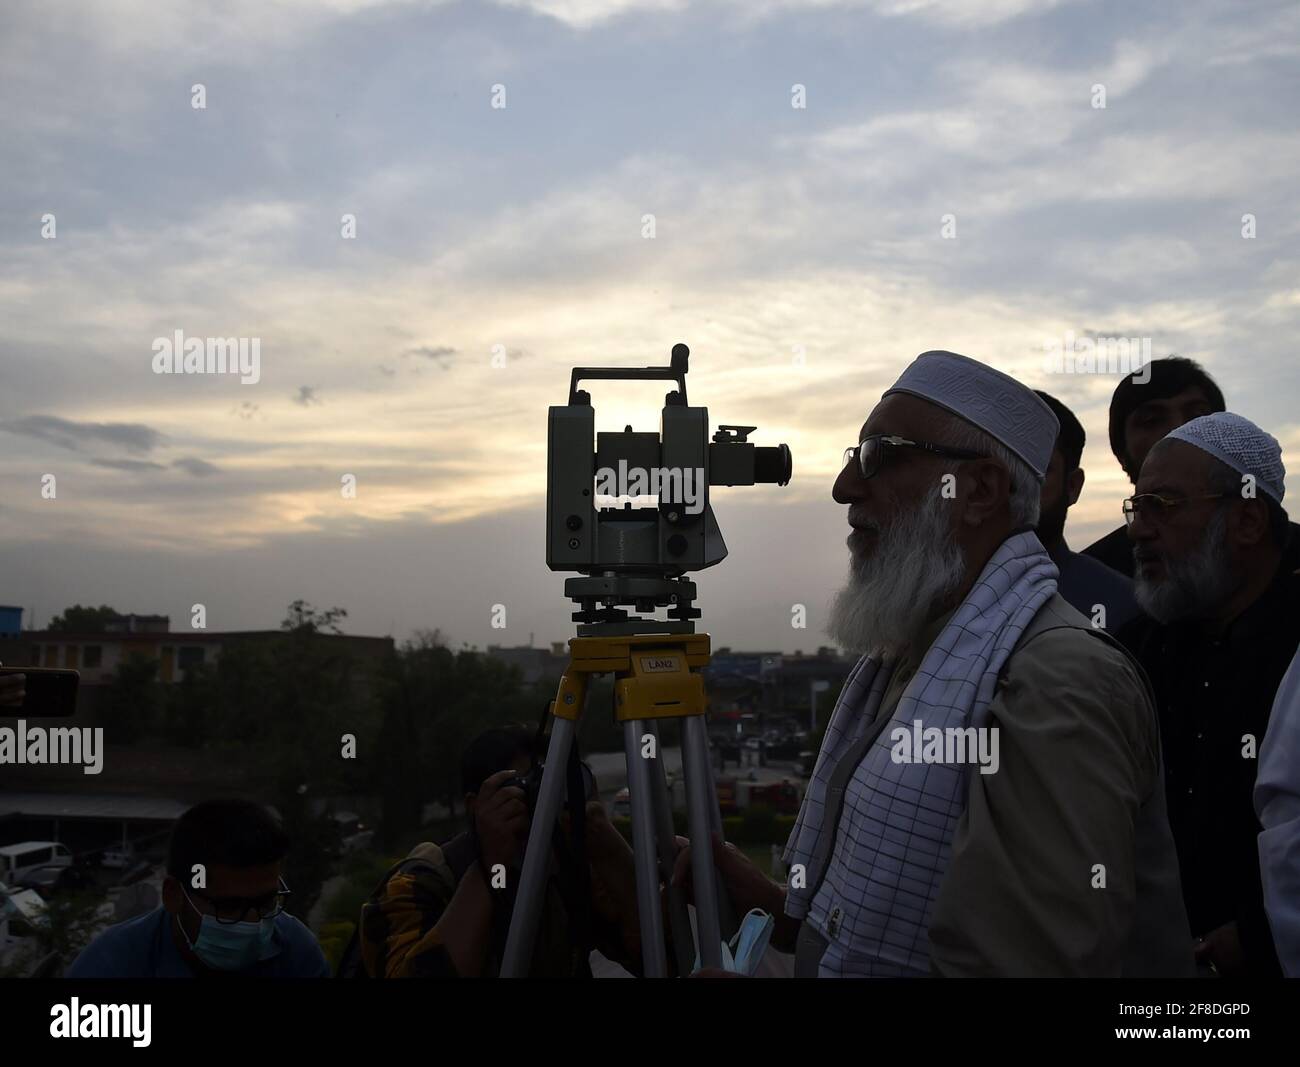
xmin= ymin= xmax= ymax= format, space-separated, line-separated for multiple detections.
xmin=0 ymin=667 xmax=80 ymax=718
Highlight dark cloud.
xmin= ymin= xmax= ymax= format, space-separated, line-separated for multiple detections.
xmin=1076 ymin=329 xmax=1164 ymax=342
xmin=173 ymin=457 xmax=220 ymax=477
xmin=89 ymin=458 xmax=168 ymax=472
xmin=0 ymin=415 xmax=163 ymax=454
xmin=404 ymin=346 xmax=457 ymax=370
xmin=293 ymin=386 xmax=322 ymax=406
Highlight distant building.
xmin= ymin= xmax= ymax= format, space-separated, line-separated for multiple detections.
xmin=0 ymin=606 xmax=23 ymax=640
xmin=103 ymin=613 xmax=170 ymax=634
xmin=706 ymin=645 xmax=854 ymax=726
xmin=3 ymin=618 xmax=393 ymax=728
xmin=11 ymin=627 xmax=390 ymax=686
xmin=706 ymin=650 xmax=785 ymax=687
xmin=777 ymin=646 xmax=856 ymax=700
xmin=485 ymin=641 xmax=569 ymax=686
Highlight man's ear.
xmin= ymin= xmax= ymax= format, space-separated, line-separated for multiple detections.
xmin=959 ymin=459 xmax=1011 ymax=527
xmin=1234 ymin=497 xmax=1270 ymax=549
xmin=1066 ymin=467 xmax=1085 ymax=508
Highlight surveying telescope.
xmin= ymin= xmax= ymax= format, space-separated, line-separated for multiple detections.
xmin=546 ymin=341 xmax=791 ymax=635
xmin=500 ymin=343 xmax=792 ymax=977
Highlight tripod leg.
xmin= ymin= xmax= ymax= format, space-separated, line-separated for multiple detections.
xmin=703 ymin=742 xmax=724 ymax=836
xmin=624 ymin=719 xmax=668 ymax=977
xmin=646 ymin=723 xmax=694 ymax=975
xmin=681 ymin=715 xmax=723 ymax=969
xmin=701 ymin=746 xmax=739 ymax=942
xmin=501 ymin=716 xmax=576 ymax=977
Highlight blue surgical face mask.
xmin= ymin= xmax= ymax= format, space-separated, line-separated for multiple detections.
xmin=179 ymin=890 xmax=278 ymax=971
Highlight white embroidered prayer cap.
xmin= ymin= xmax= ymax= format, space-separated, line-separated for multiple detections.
xmin=882 ymin=350 xmax=1059 ymax=478
xmin=1165 ymin=412 xmax=1286 ymax=504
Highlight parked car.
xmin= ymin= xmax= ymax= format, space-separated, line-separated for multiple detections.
xmin=0 ymin=842 xmax=72 ymax=886
xmin=745 ymin=780 xmax=802 ymax=815
xmin=16 ymin=864 xmax=90 ymax=900
xmin=100 ymin=844 xmax=136 ymax=870
xmin=0 ymin=881 xmax=48 ymax=964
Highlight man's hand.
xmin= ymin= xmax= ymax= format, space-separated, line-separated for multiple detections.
xmin=1195 ymin=921 xmax=1246 ymax=976
xmin=474 ymin=770 xmax=529 ymax=872
xmin=671 ymin=833 xmax=785 ymax=918
xmin=563 ymin=797 xmax=632 ymax=866
xmin=0 ymin=666 xmax=25 ymax=708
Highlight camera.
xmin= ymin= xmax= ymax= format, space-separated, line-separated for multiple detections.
xmin=505 ymin=760 xmax=596 ymax=815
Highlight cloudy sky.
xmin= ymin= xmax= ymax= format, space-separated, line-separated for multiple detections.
xmin=2 ymin=0 xmax=1298 ymax=654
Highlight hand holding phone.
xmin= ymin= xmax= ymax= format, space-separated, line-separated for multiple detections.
xmin=0 ymin=666 xmax=24 ymax=707
xmin=0 ymin=663 xmax=79 ymax=717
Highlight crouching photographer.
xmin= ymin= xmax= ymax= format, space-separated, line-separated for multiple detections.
xmin=341 ymin=724 xmax=643 ymax=977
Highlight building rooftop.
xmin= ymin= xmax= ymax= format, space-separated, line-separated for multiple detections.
xmin=0 ymin=792 xmax=189 ymax=823
xmin=20 ymin=629 xmax=393 ymax=646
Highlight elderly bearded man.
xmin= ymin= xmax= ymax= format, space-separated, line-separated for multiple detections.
xmin=1120 ymin=412 xmax=1299 ymax=977
xmin=680 ymin=351 xmax=1193 ymax=977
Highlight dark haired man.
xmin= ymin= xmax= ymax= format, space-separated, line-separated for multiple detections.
xmin=1034 ymin=390 xmax=1138 ymax=631
xmin=1084 ymin=358 xmax=1224 ymax=575
xmin=65 ymin=798 xmax=330 ymax=977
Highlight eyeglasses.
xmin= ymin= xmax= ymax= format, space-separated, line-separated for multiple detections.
xmin=186 ymin=877 xmax=291 ymax=924
xmin=1122 ymin=492 xmax=1232 ymax=527
xmin=843 ymin=434 xmax=988 ymax=481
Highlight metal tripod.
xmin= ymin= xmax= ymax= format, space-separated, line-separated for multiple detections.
xmin=500 ymin=632 xmax=734 ymax=977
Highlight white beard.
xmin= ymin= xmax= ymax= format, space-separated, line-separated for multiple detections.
xmin=1134 ymin=507 xmax=1238 ymax=624
xmin=826 ymin=490 xmax=967 ymax=658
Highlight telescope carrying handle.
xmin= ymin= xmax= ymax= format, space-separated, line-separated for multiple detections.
xmin=567 ymin=343 xmax=690 ymax=404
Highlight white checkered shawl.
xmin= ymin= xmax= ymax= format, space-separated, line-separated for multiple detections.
xmin=784 ymin=531 xmax=1059 ymax=976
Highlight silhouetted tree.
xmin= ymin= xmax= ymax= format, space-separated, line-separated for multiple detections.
xmin=103 ymin=653 xmax=162 ymax=743
xmin=47 ymin=605 xmax=120 ymax=632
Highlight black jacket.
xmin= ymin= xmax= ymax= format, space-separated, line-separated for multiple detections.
xmin=1119 ymin=563 xmax=1300 ymax=975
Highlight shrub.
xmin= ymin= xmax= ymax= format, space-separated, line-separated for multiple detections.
xmin=739 ymin=805 xmax=777 ymax=843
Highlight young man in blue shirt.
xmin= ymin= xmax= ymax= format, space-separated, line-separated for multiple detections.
xmin=65 ymin=798 xmax=331 ymax=978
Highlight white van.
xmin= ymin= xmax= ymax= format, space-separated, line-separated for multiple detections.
xmin=0 ymin=842 xmax=73 ymax=886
